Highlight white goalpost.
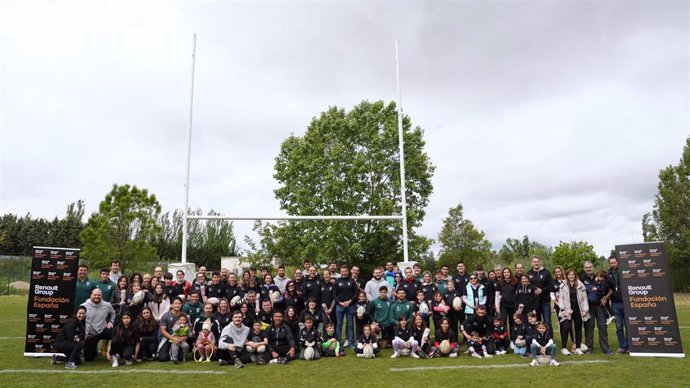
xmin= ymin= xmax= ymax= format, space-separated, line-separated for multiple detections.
xmin=179 ymin=37 xmax=412 ymax=271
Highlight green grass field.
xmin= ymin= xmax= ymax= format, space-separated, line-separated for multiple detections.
xmin=1 ymin=295 xmax=690 ymax=387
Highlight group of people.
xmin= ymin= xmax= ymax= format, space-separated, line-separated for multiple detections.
xmin=53 ymin=255 xmax=628 ymax=369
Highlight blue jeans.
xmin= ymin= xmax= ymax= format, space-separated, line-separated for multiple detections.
xmin=612 ymin=302 xmax=628 ymax=350
xmin=336 ymin=304 xmax=355 ymax=346
xmin=530 ymin=342 xmax=557 ymax=358
xmin=538 ymin=302 xmax=553 ymax=337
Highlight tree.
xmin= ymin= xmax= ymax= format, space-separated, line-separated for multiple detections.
xmin=154 ymin=209 xmax=238 ymax=268
xmin=80 ymin=184 xmax=161 ymax=270
xmin=250 ymin=100 xmax=435 ymax=273
xmin=642 ymin=136 xmax=690 ymax=291
xmin=437 ymin=204 xmax=492 ymax=272
xmin=551 ymin=240 xmax=598 ymax=272
xmin=499 ymin=235 xmax=554 ymax=267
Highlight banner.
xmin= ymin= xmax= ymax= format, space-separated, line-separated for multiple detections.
xmin=616 ymin=242 xmax=685 ymax=358
xmin=24 ymin=246 xmax=80 ymax=357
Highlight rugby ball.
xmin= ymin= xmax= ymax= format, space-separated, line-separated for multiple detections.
xmin=245 ymin=345 xmax=255 ymax=353
xmin=580 ymin=344 xmax=589 ymax=353
xmin=271 ymin=291 xmax=281 ymax=302
xmin=514 ymin=339 xmax=526 ymax=348
xmin=207 ymin=297 xmax=220 ymax=306
xmin=439 ymin=340 xmax=451 ymax=356
xmin=230 ymin=295 xmax=242 ymax=307
xmin=132 ymin=290 xmax=146 ymax=305
xmin=356 ymin=306 xmax=366 ymax=319
xmin=537 ymin=355 xmax=551 ymax=365
xmin=303 ymin=346 xmax=315 ymax=360
xmin=400 ymin=348 xmax=411 ymax=356
xmin=256 ymin=345 xmax=266 ymax=354
xmin=419 ymin=302 xmax=429 ymax=315
xmin=363 ymin=344 xmax=374 ymax=359
xmin=452 ymin=296 xmax=462 ymax=311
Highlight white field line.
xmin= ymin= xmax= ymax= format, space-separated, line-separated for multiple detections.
xmin=0 ymin=337 xmax=23 ymax=340
xmin=0 ymin=369 xmax=227 ymax=375
xmin=389 ymin=359 xmax=612 ymax=372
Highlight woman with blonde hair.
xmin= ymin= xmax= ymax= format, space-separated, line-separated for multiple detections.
xmin=558 ymin=268 xmax=590 ymax=355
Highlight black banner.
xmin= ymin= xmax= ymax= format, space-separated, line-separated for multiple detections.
xmin=24 ymin=246 xmax=80 ymax=356
xmin=616 ymin=242 xmax=685 ymax=358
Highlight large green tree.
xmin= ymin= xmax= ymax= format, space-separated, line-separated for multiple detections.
xmin=80 ymin=184 xmax=161 ymax=270
xmin=642 ymin=136 xmax=690 ymax=291
xmin=251 ymin=100 xmax=434 ymax=271
xmin=499 ymin=235 xmax=553 ymax=266
xmin=154 ymin=209 xmax=238 ymax=268
xmin=551 ymin=240 xmax=598 ymax=272
xmin=437 ymin=203 xmax=492 ymax=272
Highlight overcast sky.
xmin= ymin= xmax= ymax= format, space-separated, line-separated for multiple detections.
xmin=1 ymin=0 xmax=688 ymax=258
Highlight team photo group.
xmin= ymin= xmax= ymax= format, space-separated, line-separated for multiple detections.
xmin=52 ymin=255 xmax=628 ymax=370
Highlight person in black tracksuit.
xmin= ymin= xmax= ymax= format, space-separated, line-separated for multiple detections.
xmin=320 ymin=273 xmax=336 ymax=325
xmin=261 ymin=311 xmax=297 ymax=364
xmin=298 ymin=316 xmax=322 ymax=359
xmin=302 ymin=268 xmax=322 ymax=308
xmin=109 ymin=312 xmax=140 ymax=365
xmin=443 ymin=281 xmax=463 ymax=337
xmin=136 ymin=307 xmax=159 ymax=360
xmin=461 ymin=306 xmax=494 ymax=354
xmin=527 ymin=259 xmax=554 ymax=337
xmin=496 ymin=269 xmax=518 ymax=332
xmin=354 ymin=325 xmax=380 ymax=357
xmin=515 ymin=274 xmax=538 ymax=323
xmin=52 ymin=306 xmax=87 ymax=368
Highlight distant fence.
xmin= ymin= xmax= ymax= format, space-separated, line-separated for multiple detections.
xmin=0 ymin=255 xmax=31 ymax=295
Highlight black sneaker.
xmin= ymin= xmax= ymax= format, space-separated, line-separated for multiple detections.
xmin=279 ymin=357 xmax=287 ymax=365
xmin=219 ymin=359 xmax=229 ymax=366
xmin=234 ymin=359 xmax=244 ymax=368
xmin=256 ymin=358 xmax=267 ymax=365
xmin=51 ymin=354 xmax=58 ymax=366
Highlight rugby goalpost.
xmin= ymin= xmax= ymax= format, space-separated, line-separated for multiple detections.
xmin=178 ymin=35 xmax=412 ymax=273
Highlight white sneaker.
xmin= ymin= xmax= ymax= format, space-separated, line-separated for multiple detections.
xmin=410 ymin=351 xmax=420 ymax=359
xmin=471 ymin=352 xmax=482 ymax=359
xmin=356 ymin=353 xmax=365 ymax=358
xmin=390 ymin=351 xmax=400 ymax=358
xmin=449 ymin=353 xmax=458 ymax=358
xmin=529 ymin=359 xmax=539 ymax=366
xmin=550 ymin=359 xmax=560 ymax=366
xmin=606 ymin=316 xmax=615 ymax=325
xmin=484 ymin=354 xmax=493 ymax=359
xmin=111 ymin=355 xmax=119 ymax=368
xmin=343 ymin=340 xmax=349 ymax=347
xmin=575 ymin=348 xmax=584 ymax=355
xmin=561 ymin=348 xmax=572 ymax=356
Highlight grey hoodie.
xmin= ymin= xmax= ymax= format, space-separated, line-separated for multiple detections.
xmin=81 ymin=298 xmax=116 ymax=336
xmin=365 ymin=277 xmax=392 ymax=302
xmin=218 ymin=322 xmax=250 ymax=350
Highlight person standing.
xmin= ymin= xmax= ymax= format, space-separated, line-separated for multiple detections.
xmin=334 ymin=266 xmax=358 ymax=348
xmin=108 ymin=260 xmax=123 ymax=284
xmin=605 ymin=256 xmax=628 ymax=354
xmin=580 ymin=261 xmax=611 ymax=355
xmin=274 ymin=265 xmax=291 ymax=294
xmin=365 ymin=267 xmax=391 ymax=302
xmin=95 ymin=268 xmax=116 ymax=302
xmin=81 ymin=288 xmax=116 ymax=361
xmin=527 ymin=256 xmax=554 ymax=336
xmin=74 ymin=264 xmax=96 ymax=309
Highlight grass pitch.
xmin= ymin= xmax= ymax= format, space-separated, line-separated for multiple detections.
xmin=1 ymin=295 xmax=690 ymax=387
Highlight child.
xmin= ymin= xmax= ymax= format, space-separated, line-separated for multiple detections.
xmin=194 ymin=320 xmax=216 ymax=362
xmin=354 ymin=291 xmax=372 ymax=339
xmin=169 ymin=314 xmax=191 ymax=364
xmin=321 ymin=322 xmax=343 ymax=357
xmin=411 ymin=313 xmax=431 ymax=358
xmin=491 ymin=317 xmax=510 ymax=355
xmin=245 ymin=320 xmax=268 ymax=365
xmin=432 ymin=317 xmax=459 ymax=358
xmin=298 ymin=315 xmax=321 ymax=360
xmin=525 ymin=312 xmax=539 ymax=349
xmin=511 ymin=313 xmax=529 ymax=357
xmin=430 ymin=291 xmax=449 ymax=334
xmin=108 ymin=312 xmax=139 ymax=367
xmin=443 ymin=280 xmax=462 ymax=335
xmin=468 ymin=331 xmax=491 ymax=359
xmin=355 ymin=324 xmax=380 ymax=358
xmin=529 ymin=321 xmax=559 ymax=366
xmin=392 ymin=315 xmax=419 ymax=358
xmin=414 ymin=290 xmax=431 ymax=328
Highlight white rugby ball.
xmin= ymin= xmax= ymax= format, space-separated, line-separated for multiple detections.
xmin=400 ymin=348 xmax=411 ymax=356
xmin=303 ymin=346 xmax=315 ymax=360
xmin=537 ymin=355 xmax=551 ymax=365
xmin=439 ymin=339 xmax=451 ymax=355
xmin=580 ymin=344 xmax=589 ymax=353
xmin=514 ymin=339 xmax=526 ymax=348
xmin=230 ymin=295 xmax=242 ymax=307
xmin=132 ymin=290 xmax=146 ymax=305
xmin=207 ymin=297 xmax=220 ymax=306
xmin=256 ymin=345 xmax=266 ymax=353
xmin=271 ymin=291 xmax=281 ymax=302
xmin=452 ymin=296 xmax=462 ymax=311
xmin=356 ymin=305 xmax=366 ymax=319
xmin=363 ymin=344 xmax=374 ymax=359
xmin=419 ymin=302 xmax=429 ymax=315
